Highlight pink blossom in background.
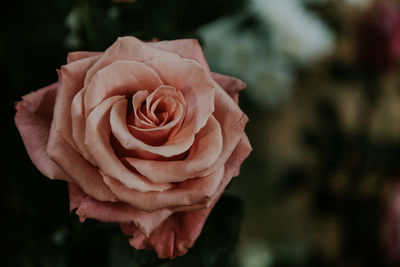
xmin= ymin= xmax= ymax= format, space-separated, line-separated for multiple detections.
xmin=358 ymin=0 xmax=400 ymax=71
xmin=383 ymin=182 xmax=400 ymax=262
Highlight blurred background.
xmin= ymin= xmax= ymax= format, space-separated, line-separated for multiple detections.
xmin=3 ymin=0 xmax=400 ymax=266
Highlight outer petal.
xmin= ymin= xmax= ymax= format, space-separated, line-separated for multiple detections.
xmin=211 ymin=72 xmax=247 ymax=104
xmin=84 ymin=36 xmax=179 ymax=86
xmin=70 ymin=88 xmax=97 ymax=165
xmin=47 ymin=123 xmax=117 ymax=202
xmin=123 ymin=134 xmax=252 ymax=258
xmin=204 ymin=84 xmax=249 ymax=174
xmin=103 ymin=167 xmax=224 ymax=212
xmin=67 ymin=51 xmax=103 ymax=64
xmin=148 ymin=39 xmax=210 ymax=70
xmin=15 ymin=83 xmax=70 ymax=181
xmin=68 ymin=183 xmax=173 ymax=237
xmin=53 ymin=55 xmax=101 ymax=152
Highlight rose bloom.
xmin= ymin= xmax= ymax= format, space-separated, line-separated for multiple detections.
xmin=14 ymin=36 xmax=251 ymax=258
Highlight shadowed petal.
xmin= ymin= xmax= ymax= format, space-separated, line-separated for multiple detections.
xmin=47 ymin=120 xmax=117 ymax=202
xmin=68 ymin=183 xmax=173 ymax=236
xmin=53 ymin=55 xmax=100 ymax=152
xmin=15 ymin=83 xmax=71 ymax=181
xmin=211 ymin=72 xmax=246 ymax=104
xmin=103 ymin=167 xmax=224 ymax=212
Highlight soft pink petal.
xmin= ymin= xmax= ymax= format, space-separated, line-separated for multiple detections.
xmin=67 ymin=51 xmax=103 ymax=64
xmin=224 ymin=134 xmax=252 ymax=178
xmin=125 ymin=116 xmax=223 ymax=183
xmin=113 ymin=98 xmax=183 ymax=147
xmin=53 ymin=55 xmax=100 ymax=152
xmin=123 ymin=134 xmax=252 ymax=258
xmin=148 ymin=39 xmax=210 ymax=70
xmin=130 ymin=90 xmax=152 ymax=128
xmin=84 ymin=36 xmax=179 ymax=86
xmin=83 ymin=60 xmax=163 ymax=115
xmin=211 ymin=72 xmax=246 ymax=104
xmin=144 ymin=57 xmax=215 ymax=155
xmin=103 ymin=167 xmax=224 ymax=212
xmin=68 ymin=183 xmax=173 ymax=236
xmin=111 ymin=87 xmax=187 ymax=154
xmin=15 ymin=83 xmax=71 ymax=181
xmin=109 ymin=100 xmax=187 ymax=158
xmin=47 ymin=120 xmax=117 ymax=202
xmin=84 ymin=96 xmax=172 ymax=192
xmin=205 ymin=83 xmax=249 ymax=173
xmin=120 ymin=224 xmax=152 ymax=249
xmin=143 ymin=85 xmax=184 ymax=128
xmin=70 ymin=88 xmax=97 ymax=165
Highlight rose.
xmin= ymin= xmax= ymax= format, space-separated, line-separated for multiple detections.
xmin=15 ymin=36 xmax=251 ymax=258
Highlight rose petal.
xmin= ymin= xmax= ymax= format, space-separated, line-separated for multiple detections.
xmin=148 ymin=39 xmax=210 ymax=70
xmin=144 ymin=57 xmax=215 ymax=155
xmin=53 ymin=55 xmax=100 ymax=152
xmin=130 ymin=90 xmax=154 ymax=128
xmin=68 ymin=183 xmax=173 ymax=237
xmin=47 ymin=120 xmax=117 ymax=202
xmin=144 ymin=85 xmax=182 ymax=126
xmin=124 ymin=116 xmax=223 ymax=183
xmin=84 ymin=96 xmax=172 ymax=192
xmin=67 ymin=51 xmax=103 ymax=64
xmin=224 ymin=134 xmax=252 ymax=179
xmin=205 ymin=84 xmax=249 ymax=173
xmin=102 ymin=167 xmax=224 ymax=212
xmin=120 ymin=224 xmax=152 ymax=249
xmin=84 ymin=36 xmax=179 ymax=86
xmin=124 ymin=134 xmax=252 ymax=258
xmin=111 ymin=86 xmax=185 ymax=149
xmin=70 ymin=88 xmax=97 ymax=164
xmin=109 ymin=102 xmax=187 ymax=157
xmin=117 ymin=101 xmax=183 ymax=147
xmin=83 ymin=60 xmax=163 ymax=115
xmin=15 ymin=83 xmax=71 ymax=181
xmin=211 ymin=72 xmax=246 ymax=104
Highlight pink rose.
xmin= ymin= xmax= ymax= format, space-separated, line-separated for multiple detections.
xmin=14 ymin=36 xmax=251 ymax=258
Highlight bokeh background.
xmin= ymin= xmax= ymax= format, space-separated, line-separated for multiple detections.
xmin=3 ymin=0 xmax=400 ymax=266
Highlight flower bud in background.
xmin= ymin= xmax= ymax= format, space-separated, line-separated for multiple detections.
xmin=383 ymin=182 xmax=400 ymax=263
xmin=358 ymin=0 xmax=400 ymax=72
